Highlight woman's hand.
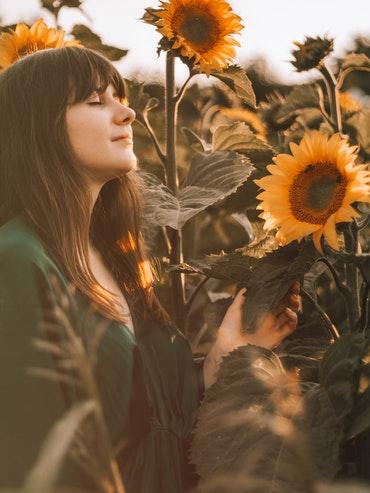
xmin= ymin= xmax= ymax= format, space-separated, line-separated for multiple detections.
xmin=203 ymin=282 xmax=300 ymax=389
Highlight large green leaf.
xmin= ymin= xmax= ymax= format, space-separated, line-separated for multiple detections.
xmin=191 ymin=344 xmax=318 ymax=492
xmin=141 ymin=151 xmax=253 ymax=230
xmin=242 ymin=241 xmax=318 ymax=332
xmin=212 ymin=122 xmax=274 ymax=170
xmin=320 ymin=333 xmax=369 ymax=420
xmin=211 ymin=65 xmax=256 ymax=108
xmin=192 ymin=334 xmax=369 ymax=492
xmin=71 ymin=25 xmax=128 ymax=61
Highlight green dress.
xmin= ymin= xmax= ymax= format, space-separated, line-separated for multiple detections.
xmin=0 ymin=216 xmax=199 ymax=492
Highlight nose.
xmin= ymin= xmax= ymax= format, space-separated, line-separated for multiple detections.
xmin=116 ymin=104 xmax=136 ymax=126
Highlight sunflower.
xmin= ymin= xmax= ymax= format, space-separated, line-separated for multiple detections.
xmin=0 ymin=19 xmax=80 ymax=68
xmin=291 ymin=36 xmax=334 ymax=72
xmin=254 ymin=132 xmax=370 ymax=253
xmin=155 ymin=0 xmax=243 ymax=75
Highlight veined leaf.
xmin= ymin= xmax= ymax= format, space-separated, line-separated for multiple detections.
xmin=243 ymin=241 xmax=318 ymax=332
xmin=319 ymin=332 xmax=369 ymax=420
xmin=212 ymin=122 xmax=274 ymax=169
xmin=211 ymin=65 xmax=256 ymax=108
xmin=141 ymin=151 xmax=253 ymax=230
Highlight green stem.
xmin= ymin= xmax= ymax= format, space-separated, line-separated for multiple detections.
xmin=319 ymin=63 xmax=342 ymax=133
xmin=301 ymin=289 xmax=340 ymax=340
xmin=165 ymin=51 xmax=186 ymax=331
xmin=343 ymin=224 xmax=361 ymax=327
xmin=316 ymin=257 xmax=354 ymax=332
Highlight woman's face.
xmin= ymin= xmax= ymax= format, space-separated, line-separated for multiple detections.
xmin=66 ymin=83 xmax=137 ymax=183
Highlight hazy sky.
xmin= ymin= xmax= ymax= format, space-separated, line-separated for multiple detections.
xmin=1 ymin=0 xmax=369 ymax=84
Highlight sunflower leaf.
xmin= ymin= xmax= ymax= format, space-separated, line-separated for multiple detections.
xmin=141 ymin=151 xmax=253 ymax=230
xmin=276 ymin=84 xmax=320 ymax=120
xmin=71 ymin=24 xmax=128 ymax=61
xmin=242 ymin=241 xmax=319 ymax=332
xmin=211 ymin=65 xmax=257 ymax=108
xmin=212 ymin=122 xmax=275 ymax=169
xmin=319 ymin=332 xmax=369 ymax=420
xmin=141 ymin=7 xmax=163 ymax=26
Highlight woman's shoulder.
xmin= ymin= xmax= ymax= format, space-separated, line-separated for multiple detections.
xmin=0 ymin=215 xmax=54 ymax=272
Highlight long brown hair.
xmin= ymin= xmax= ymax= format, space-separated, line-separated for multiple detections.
xmin=0 ymin=46 xmax=171 ymax=327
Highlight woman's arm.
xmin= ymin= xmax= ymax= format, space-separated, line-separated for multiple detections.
xmin=0 ymin=249 xmax=89 ymax=488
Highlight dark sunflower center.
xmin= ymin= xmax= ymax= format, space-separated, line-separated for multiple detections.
xmin=289 ymin=163 xmax=346 ymax=224
xmin=177 ymin=8 xmax=219 ymax=51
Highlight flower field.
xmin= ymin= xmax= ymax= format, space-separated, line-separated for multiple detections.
xmin=0 ymin=0 xmax=370 ymax=491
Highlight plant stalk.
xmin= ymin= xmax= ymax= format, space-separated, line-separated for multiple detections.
xmin=343 ymin=224 xmax=361 ymax=327
xmin=165 ymin=51 xmax=186 ymax=331
xmin=319 ymin=63 xmax=342 ymax=133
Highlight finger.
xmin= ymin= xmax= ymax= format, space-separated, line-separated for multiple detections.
xmin=288 ymin=293 xmax=301 ymax=312
xmin=290 ymin=281 xmax=300 ymax=295
xmin=232 ymin=287 xmax=247 ymax=305
xmin=276 ymin=307 xmax=297 ymax=329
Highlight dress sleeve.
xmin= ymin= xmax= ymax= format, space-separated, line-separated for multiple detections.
xmin=0 ymin=250 xmax=90 ymax=488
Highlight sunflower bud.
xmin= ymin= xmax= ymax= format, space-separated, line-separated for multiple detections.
xmin=291 ymin=36 xmax=334 ymax=72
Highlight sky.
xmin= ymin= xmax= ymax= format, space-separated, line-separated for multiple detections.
xmin=1 ymin=0 xmax=369 ymax=84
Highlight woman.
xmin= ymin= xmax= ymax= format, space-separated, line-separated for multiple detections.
xmin=0 ymin=46 xmax=299 ymax=492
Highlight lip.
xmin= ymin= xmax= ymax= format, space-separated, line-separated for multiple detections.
xmin=112 ymin=135 xmax=132 ymax=143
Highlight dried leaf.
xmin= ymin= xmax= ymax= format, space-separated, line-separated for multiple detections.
xmin=211 ymin=65 xmax=257 ymax=108
xmin=212 ymin=122 xmax=274 ymax=169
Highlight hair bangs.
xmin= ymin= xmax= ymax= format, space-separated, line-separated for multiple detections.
xmin=65 ymin=47 xmax=126 ymax=105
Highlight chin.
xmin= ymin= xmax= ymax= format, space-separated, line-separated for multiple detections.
xmin=116 ymin=154 xmax=137 ymax=176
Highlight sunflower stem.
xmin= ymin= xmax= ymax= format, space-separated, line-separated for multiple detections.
xmin=319 ymin=63 xmax=342 ymax=133
xmin=343 ymin=224 xmax=361 ymax=329
xmin=174 ymin=72 xmax=194 ymax=104
xmin=184 ymin=276 xmax=209 ymax=337
xmin=139 ymin=116 xmax=168 ymax=180
xmin=301 ymin=288 xmax=340 ymax=340
xmin=165 ymin=51 xmax=186 ymax=332
xmin=316 ymin=257 xmax=354 ymax=332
